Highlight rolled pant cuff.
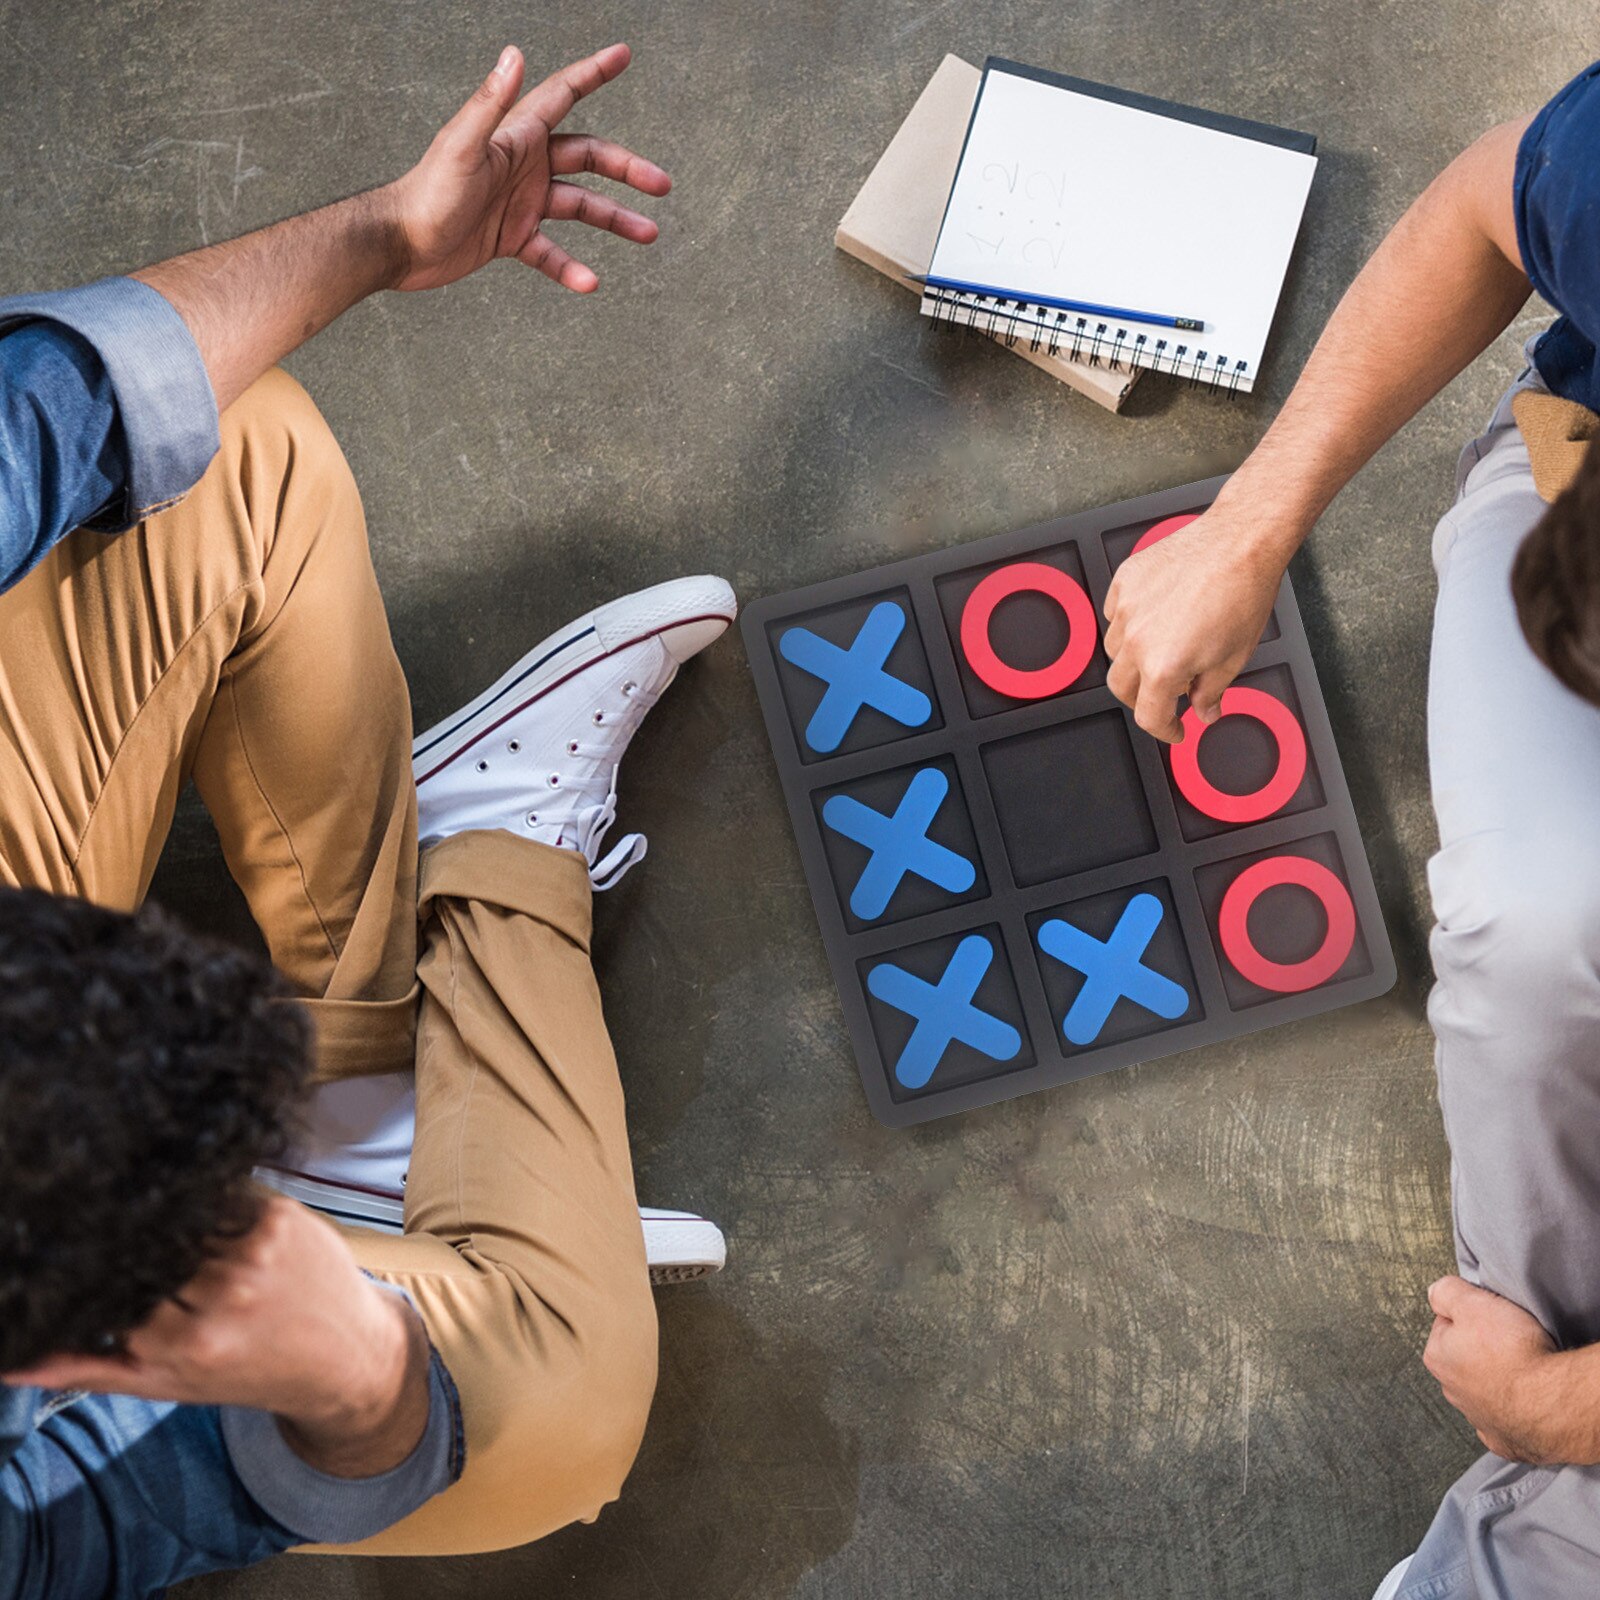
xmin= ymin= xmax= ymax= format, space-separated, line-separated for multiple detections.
xmin=418 ymin=828 xmax=594 ymax=950
xmin=303 ymin=987 xmax=420 ymax=1082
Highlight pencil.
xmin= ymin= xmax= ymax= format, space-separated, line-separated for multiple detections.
xmin=908 ymin=273 xmax=1204 ymax=333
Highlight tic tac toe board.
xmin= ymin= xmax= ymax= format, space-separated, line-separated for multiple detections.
xmin=742 ymin=476 xmax=1395 ymax=1127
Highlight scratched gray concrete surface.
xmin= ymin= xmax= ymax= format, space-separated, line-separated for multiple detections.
xmin=1 ymin=0 xmax=1593 ymax=1595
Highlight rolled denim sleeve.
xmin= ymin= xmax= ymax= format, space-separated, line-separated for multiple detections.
xmin=0 ymin=1390 xmax=299 ymax=1600
xmin=0 ymin=276 xmax=219 ymax=591
xmin=218 ymin=1312 xmax=464 ymax=1546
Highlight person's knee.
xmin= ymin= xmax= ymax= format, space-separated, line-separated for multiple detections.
xmin=1431 ymin=831 xmax=1600 ymax=1073
xmin=453 ymin=1267 xmax=658 ymax=1552
xmin=210 ymin=367 xmax=365 ymax=576
xmin=557 ymin=1271 xmax=660 ymax=1517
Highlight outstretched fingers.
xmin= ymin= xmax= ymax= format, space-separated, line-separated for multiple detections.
xmin=439 ymin=46 xmax=527 ymax=159
xmin=550 ymin=133 xmax=671 ymax=195
xmin=545 ymin=181 xmax=659 ymax=242
xmin=519 ymin=42 xmax=633 ymax=135
xmin=517 ymin=229 xmax=599 ymax=293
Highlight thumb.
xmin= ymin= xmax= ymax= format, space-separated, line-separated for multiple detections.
xmin=440 ymin=46 xmax=524 ymax=157
xmin=1428 ymin=1275 xmax=1476 ymax=1319
xmin=1187 ymin=668 xmax=1233 ymax=727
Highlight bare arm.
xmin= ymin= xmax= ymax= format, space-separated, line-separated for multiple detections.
xmin=1103 ymin=116 xmax=1534 ymax=742
xmin=131 ymin=43 xmax=671 ymax=414
xmin=7 ymin=1198 xmax=432 ymax=1479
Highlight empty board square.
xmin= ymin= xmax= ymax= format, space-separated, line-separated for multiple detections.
xmin=1195 ymin=832 xmax=1374 ymax=1010
xmin=859 ymin=925 xmax=1034 ymax=1103
xmin=1163 ymin=664 xmax=1324 ymax=842
xmin=935 ymin=544 xmax=1108 ymax=718
xmin=768 ymin=589 xmax=942 ymax=764
xmin=1027 ymin=879 xmax=1202 ymax=1053
xmin=813 ymin=756 xmax=989 ymax=932
xmin=981 ymin=711 xmax=1158 ymax=887
xmin=1102 ymin=512 xmax=1281 ymax=645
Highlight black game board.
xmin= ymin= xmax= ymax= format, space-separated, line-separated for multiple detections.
xmin=742 ymin=476 xmax=1395 ymax=1127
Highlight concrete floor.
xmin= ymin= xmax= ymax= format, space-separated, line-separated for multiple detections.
xmin=3 ymin=0 xmax=1596 ymax=1595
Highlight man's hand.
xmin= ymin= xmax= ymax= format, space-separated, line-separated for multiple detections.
xmin=132 ymin=43 xmax=670 ymax=411
xmin=1421 ymin=1275 xmax=1600 ymax=1466
xmin=1100 ymin=118 xmax=1533 ymax=745
xmin=383 ymin=42 xmax=671 ymax=295
xmin=4 ymin=1197 xmax=431 ymax=1479
xmin=1102 ymin=499 xmax=1289 ymax=742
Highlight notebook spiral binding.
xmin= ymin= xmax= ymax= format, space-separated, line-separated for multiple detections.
xmin=924 ymin=289 xmax=1250 ymax=396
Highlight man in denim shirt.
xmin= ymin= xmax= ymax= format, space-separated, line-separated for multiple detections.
xmin=0 ymin=39 xmax=693 ymax=1594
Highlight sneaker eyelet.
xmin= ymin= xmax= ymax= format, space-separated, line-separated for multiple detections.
xmin=622 ymin=680 xmax=638 ymax=696
xmin=476 ymin=759 xmax=489 ymax=773
xmin=507 ymin=739 xmax=521 ymax=753
xmin=567 ymin=740 xmax=580 ymax=755
xmin=526 ymin=811 xmax=539 ymax=826
xmin=591 ymin=710 xmax=605 ymax=725
xmin=546 ymin=773 xmax=561 ymax=788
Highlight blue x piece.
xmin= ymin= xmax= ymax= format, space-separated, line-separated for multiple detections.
xmin=822 ymin=768 xmax=976 ymax=920
xmin=867 ymin=934 xmax=1022 ymax=1090
xmin=1037 ymin=892 xmax=1189 ymax=1047
xmin=778 ymin=601 xmax=934 ymax=753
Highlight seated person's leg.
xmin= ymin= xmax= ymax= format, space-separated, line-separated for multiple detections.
xmin=1404 ymin=383 xmax=1600 ymax=1596
xmin=316 ymin=576 xmax=735 ymax=1557
xmin=1427 ymin=387 xmax=1600 ymax=1347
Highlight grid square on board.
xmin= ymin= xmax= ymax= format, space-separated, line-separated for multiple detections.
xmin=980 ymin=710 xmax=1159 ymax=887
xmin=858 ymin=924 xmax=1035 ymax=1104
xmin=1162 ymin=663 xmax=1325 ymax=842
xmin=933 ymin=542 xmax=1109 ymax=720
xmin=766 ymin=587 xmax=943 ymax=765
xmin=1026 ymin=877 xmax=1204 ymax=1055
xmin=811 ymin=755 xmax=990 ymax=933
xmin=1194 ymin=831 xmax=1374 ymax=1010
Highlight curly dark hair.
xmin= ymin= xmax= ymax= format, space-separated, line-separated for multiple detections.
xmin=0 ymin=888 xmax=312 ymax=1371
xmin=1514 ymin=431 xmax=1600 ymax=705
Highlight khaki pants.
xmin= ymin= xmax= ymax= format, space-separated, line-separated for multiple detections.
xmin=0 ymin=368 xmax=658 ymax=1556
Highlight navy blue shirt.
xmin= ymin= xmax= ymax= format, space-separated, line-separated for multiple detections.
xmin=1516 ymin=60 xmax=1600 ymax=410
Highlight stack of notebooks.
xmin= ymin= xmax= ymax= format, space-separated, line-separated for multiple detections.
xmin=837 ymin=56 xmax=1318 ymax=411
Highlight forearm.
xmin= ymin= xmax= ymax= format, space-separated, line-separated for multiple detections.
xmin=1524 ymin=1342 xmax=1600 ymax=1465
xmin=132 ymin=189 xmax=405 ymax=414
xmin=273 ymin=1286 xmax=433 ymax=1479
xmin=1220 ymin=120 xmax=1533 ymax=562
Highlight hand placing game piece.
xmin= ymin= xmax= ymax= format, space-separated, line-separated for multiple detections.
xmin=1102 ymin=499 xmax=1288 ymax=742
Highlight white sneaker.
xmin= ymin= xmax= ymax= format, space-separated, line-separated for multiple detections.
xmin=257 ymin=1169 xmax=728 ymax=1288
xmin=638 ymin=1207 xmax=728 ymax=1283
xmin=412 ymin=574 xmax=738 ymax=888
xmin=1372 ymin=1558 xmax=1412 ymax=1600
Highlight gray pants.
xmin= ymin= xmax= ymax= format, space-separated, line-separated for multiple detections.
xmin=1401 ymin=367 xmax=1600 ymax=1598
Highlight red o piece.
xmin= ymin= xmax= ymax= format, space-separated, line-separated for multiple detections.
xmin=1130 ymin=513 xmax=1201 ymax=557
xmin=1169 ymin=686 xmax=1307 ymax=824
xmin=1218 ymin=854 xmax=1357 ymax=993
xmin=959 ymin=562 xmax=1097 ymax=700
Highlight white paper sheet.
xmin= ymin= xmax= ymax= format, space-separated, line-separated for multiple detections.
xmin=926 ymin=68 xmax=1317 ymax=387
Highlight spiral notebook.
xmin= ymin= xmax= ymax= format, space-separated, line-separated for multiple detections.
xmin=920 ymin=59 xmax=1318 ymax=392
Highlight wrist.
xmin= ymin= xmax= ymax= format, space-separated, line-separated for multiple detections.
xmin=1208 ymin=472 xmax=1317 ymax=567
xmin=346 ymin=185 xmax=412 ymax=296
xmin=277 ymin=1289 xmax=432 ymax=1478
xmin=1532 ymin=1348 xmax=1600 ymax=1465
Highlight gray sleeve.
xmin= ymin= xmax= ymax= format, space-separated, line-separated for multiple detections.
xmin=0 ymin=276 xmax=220 ymax=530
xmin=217 ymin=1311 xmax=464 ymax=1546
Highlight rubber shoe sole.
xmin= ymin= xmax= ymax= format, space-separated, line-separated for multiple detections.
xmin=257 ymin=1169 xmax=728 ymax=1288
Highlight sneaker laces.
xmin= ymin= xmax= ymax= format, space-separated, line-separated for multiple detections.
xmin=553 ymin=678 xmax=661 ymax=891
